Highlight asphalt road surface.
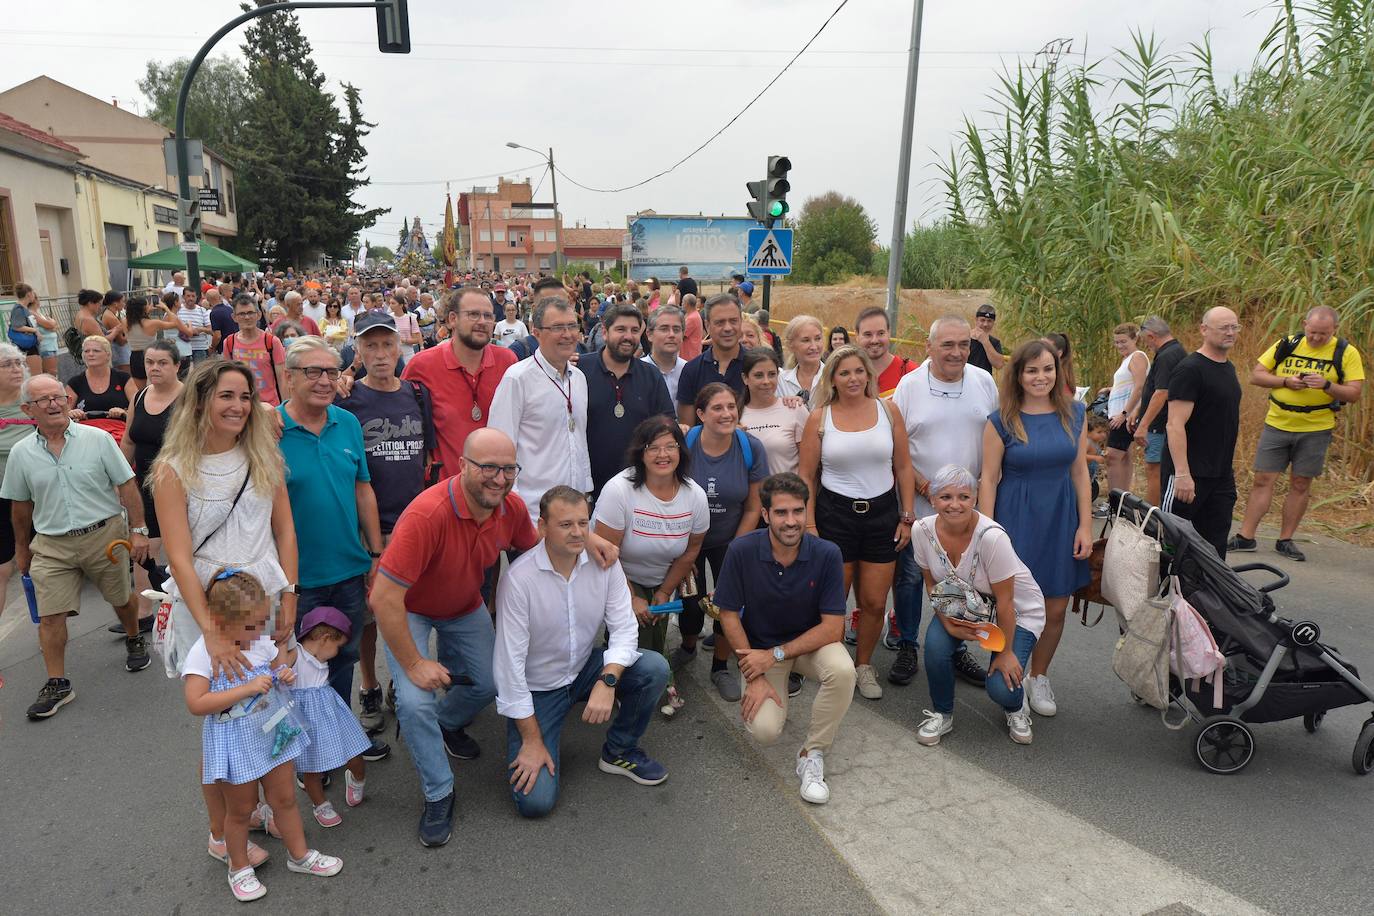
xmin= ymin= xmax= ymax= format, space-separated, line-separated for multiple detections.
xmin=1 ymin=523 xmax=1370 ymax=914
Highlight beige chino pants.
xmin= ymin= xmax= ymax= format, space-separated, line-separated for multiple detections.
xmin=741 ymin=641 xmax=856 ymax=754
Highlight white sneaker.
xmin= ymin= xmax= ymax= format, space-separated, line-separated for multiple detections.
xmin=855 ymin=664 xmax=883 ymax=700
xmin=796 ymin=750 xmax=830 ymax=804
xmin=916 ymin=709 xmax=954 ymax=746
xmin=1006 ymin=704 xmax=1033 ymax=744
xmin=228 ymin=866 xmax=267 ymax=902
xmin=1027 ymin=675 xmax=1057 ymax=716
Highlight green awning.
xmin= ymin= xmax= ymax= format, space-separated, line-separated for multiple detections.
xmin=128 ymin=242 xmax=258 ymax=273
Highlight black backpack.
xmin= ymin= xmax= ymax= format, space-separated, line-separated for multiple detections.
xmin=1268 ymin=333 xmax=1350 ymax=413
xmin=63 ymin=325 xmax=84 ymax=361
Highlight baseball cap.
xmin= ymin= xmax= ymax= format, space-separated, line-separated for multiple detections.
xmin=975 ymin=304 xmax=996 ymax=318
xmin=353 ymin=311 xmax=399 ymax=336
xmin=738 ymin=281 xmax=755 ymax=296
xmin=299 ymin=605 xmax=352 ymax=640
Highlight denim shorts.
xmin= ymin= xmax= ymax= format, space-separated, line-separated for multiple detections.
xmin=1144 ymin=431 xmax=1166 ymax=464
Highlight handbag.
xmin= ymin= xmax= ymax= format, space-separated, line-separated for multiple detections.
xmin=1112 ymin=582 xmax=1172 ymax=710
xmin=1101 ymin=502 xmax=1161 ymax=629
xmin=8 ymin=327 xmax=37 ymax=350
xmin=1072 ymin=536 xmax=1109 ymax=626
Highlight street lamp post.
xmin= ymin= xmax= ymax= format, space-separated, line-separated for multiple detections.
xmin=506 ymin=141 xmax=560 ymax=273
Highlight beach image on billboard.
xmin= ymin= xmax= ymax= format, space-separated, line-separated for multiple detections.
xmin=627 ymin=215 xmax=754 ymax=282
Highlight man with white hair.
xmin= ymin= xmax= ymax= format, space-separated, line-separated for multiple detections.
xmin=273 ymin=290 xmax=321 ymax=337
xmin=163 ymin=270 xmax=186 ymax=296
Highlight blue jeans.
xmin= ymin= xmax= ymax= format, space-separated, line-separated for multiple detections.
xmin=924 ymin=617 xmax=1037 ymax=714
xmin=892 ymin=545 xmax=923 ymax=648
xmin=504 ymin=649 xmax=669 ymax=818
xmin=298 ymin=574 xmax=368 ymax=703
xmin=383 ymin=607 xmax=498 ymax=801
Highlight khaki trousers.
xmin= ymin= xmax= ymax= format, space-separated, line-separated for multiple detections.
xmin=741 ymin=641 xmax=856 ymax=754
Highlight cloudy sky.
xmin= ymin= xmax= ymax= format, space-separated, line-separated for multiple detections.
xmin=3 ymin=1 xmax=1277 ymax=250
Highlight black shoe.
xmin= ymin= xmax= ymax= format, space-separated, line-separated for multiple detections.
xmin=788 ymin=672 xmax=804 ymax=697
xmin=125 ymin=635 xmax=151 ymax=672
xmin=888 ymin=644 xmax=920 ymax=685
xmin=385 ymin=681 xmax=397 ymax=711
xmin=359 ymin=687 xmax=385 ymax=734
xmin=953 ymin=648 xmax=987 ymax=687
xmin=1226 ymin=534 xmax=1258 ymax=553
xmin=26 ymin=678 xmax=75 ymax=719
xmin=1275 ymin=539 xmax=1307 ymax=562
xmin=294 ymin=772 xmax=333 ymax=790
xmin=441 ymin=727 xmax=480 ymax=760
xmin=418 ymin=793 xmax=455 ymax=847
xmin=362 ymin=738 xmax=391 ymax=762
xmin=108 ymin=616 xmax=154 ymax=635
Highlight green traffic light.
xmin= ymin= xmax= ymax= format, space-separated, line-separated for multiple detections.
xmin=769 ymin=200 xmax=787 ymax=217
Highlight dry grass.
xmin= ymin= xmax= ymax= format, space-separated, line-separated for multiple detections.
xmin=765 ymin=281 xmax=1374 ymax=546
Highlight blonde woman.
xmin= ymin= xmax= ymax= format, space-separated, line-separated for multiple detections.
xmin=740 ymin=315 xmax=765 ymax=351
xmin=778 ymin=315 xmax=825 ymax=405
xmin=66 ymin=335 xmax=130 ymax=422
xmin=153 ymin=358 xmax=298 ymax=865
xmin=798 ymin=345 xmax=916 ymax=702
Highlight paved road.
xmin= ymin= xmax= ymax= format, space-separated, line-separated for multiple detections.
xmin=1 ymin=522 xmax=1370 ymax=914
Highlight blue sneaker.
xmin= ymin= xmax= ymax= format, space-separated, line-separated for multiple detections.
xmin=418 ymin=793 xmax=454 ymax=847
xmin=598 ymin=747 xmax=668 ymax=786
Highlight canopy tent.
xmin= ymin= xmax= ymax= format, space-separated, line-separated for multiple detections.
xmin=127 ymin=242 xmax=257 ymax=273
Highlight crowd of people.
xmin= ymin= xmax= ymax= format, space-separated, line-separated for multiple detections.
xmin=0 ymin=261 xmax=1363 ymax=903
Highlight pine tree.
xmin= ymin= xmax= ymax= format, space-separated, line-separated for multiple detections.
xmin=399 ymin=215 xmax=409 ymax=249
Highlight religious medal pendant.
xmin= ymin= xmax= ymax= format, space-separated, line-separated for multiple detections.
xmin=614 ymin=403 xmax=625 ymax=419
xmin=568 ymin=414 xmax=576 ymax=432
xmin=471 ymin=405 xmax=482 ymax=422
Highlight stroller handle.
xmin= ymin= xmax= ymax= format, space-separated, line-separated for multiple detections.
xmin=1229 ymin=562 xmax=1290 ymax=594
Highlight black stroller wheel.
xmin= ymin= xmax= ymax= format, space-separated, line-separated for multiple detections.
xmin=1353 ymin=722 xmax=1374 ymax=776
xmin=1303 ymin=711 xmax=1325 ymax=734
xmin=1194 ymin=716 xmax=1255 ymax=775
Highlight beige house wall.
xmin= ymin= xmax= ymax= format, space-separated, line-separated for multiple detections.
xmin=0 ymin=151 xmax=91 ymax=298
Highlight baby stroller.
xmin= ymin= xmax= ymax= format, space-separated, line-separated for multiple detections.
xmin=1109 ymin=490 xmax=1374 ymax=775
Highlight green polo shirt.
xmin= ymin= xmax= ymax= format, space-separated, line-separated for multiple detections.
xmin=278 ymin=403 xmax=372 ymax=588
xmin=0 ymin=421 xmax=133 ymax=535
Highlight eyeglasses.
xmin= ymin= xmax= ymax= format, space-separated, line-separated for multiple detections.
xmin=928 ymin=377 xmax=964 ymax=399
xmin=541 ymin=323 xmax=580 ymax=335
xmin=644 ymin=444 xmax=680 ymax=455
xmin=0 ymin=359 xmax=24 ymax=369
xmin=462 ymin=456 xmax=521 ymax=480
xmin=459 ymin=310 xmax=495 ymax=322
xmin=26 ymin=395 xmax=66 ymax=407
xmin=291 ymin=366 xmax=343 ymax=380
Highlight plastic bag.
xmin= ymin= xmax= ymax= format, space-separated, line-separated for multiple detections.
xmin=259 ymin=681 xmax=309 ymax=759
xmin=148 ymin=590 xmax=178 ymax=678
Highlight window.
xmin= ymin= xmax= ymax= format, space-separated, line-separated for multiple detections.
xmin=479 ymin=230 xmax=491 ymax=242
xmin=501 ymin=209 xmax=510 ymax=219
xmin=539 ymin=257 xmax=550 ymax=270
xmin=493 ymin=230 xmax=505 ymax=242
xmin=0 ymin=195 xmax=15 ymax=296
xmin=514 ymin=258 xmax=526 ymax=269
xmin=532 ymin=230 xmax=545 ymax=243
xmin=226 ymin=179 xmax=236 ymax=213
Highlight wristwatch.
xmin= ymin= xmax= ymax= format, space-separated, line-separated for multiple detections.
xmin=129 ymin=526 xmax=149 ymax=536
xmin=772 ymin=646 xmax=786 ymax=663
xmin=600 ymin=672 xmax=619 ymax=688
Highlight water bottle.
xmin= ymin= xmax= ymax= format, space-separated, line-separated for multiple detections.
xmin=22 ymin=573 xmax=38 ymax=624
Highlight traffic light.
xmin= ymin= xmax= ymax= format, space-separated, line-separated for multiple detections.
xmin=179 ymin=197 xmax=201 ymax=238
xmin=764 ymin=155 xmax=791 ymax=224
xmin=376 ymin=0 xmax=411 ymax=54
xmin=746 ymin=179 xmax=770 ymax=223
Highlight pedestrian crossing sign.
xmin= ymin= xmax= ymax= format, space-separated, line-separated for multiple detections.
xmin=746 ymin=227 xmax=793 ymax=276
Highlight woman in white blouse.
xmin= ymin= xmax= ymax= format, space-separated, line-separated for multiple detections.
xmin=777 ymin=314 xmax=826 ymax=406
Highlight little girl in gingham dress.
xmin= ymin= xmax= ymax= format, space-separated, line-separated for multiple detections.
xmin=279 ymin=606 xmax=373 ymax=828
xmin=182 ymin=568 xmax=345 ymax=903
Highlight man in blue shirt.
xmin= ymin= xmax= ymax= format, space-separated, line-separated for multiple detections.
xmin=713 ymin=472 xmax=855 ymax=806
xmin=584 ymin=303 xmax=675 ymax=499
xmin=675 ymin=293 xmax=745 ymax=425
xmin=279 ymin=336 xmax=390 ymax=759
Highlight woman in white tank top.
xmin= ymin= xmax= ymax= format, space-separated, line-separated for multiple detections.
xmin=798 ymin=345 xmax=916 ymax=700
xmin=1100 ymin=323 xmax=1149 ymax=495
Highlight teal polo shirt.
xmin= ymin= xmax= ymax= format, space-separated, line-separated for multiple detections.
xmin=279 ymin=403 xmax=372 ymax=588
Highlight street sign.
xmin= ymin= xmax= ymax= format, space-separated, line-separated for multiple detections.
xmin=179 ymin=241 xmax=201 ymax=253
xmin=746 ymin=227 xmax=793 ymax=276
xmin=164 ymin=138 xmax=203 ymax=178
xmin=198 ymin=187 xmax=221 ymax=211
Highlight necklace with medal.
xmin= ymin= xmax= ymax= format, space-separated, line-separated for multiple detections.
xmin=611 ymin=372 xmax=626 ymax=418
xmin=535 ymin=352 xmax=576 ymax=431
xmin=458 ymin=362 xmax=484 ymax=421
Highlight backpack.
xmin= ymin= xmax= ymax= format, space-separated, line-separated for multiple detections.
xmin=63 ymin=325 xmax=84 ymax=361
xmin=684 ymin=425 xmax=753 ymax=469
xmin=1268 ymin=333 xmax=1349 ymax=413
xmin=1167 ymin=577 xmax=1227 ymax=710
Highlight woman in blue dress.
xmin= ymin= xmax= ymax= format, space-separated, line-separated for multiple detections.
xmin=979 ymin=339 xmax=1091 ymax=719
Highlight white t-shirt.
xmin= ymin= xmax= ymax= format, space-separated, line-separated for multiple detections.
xmin=740 ymin=400 xmax=809 ymax=475
xmin=641 ymin=354 xmax=687 ymax=403
xmin=181 ymin=634 xmax=278 ymax=680
xmin=291 ymin=641 xmax=331 ymax=688
xmin=494 ymin=319 xmax=529 ymax=348
xmin=301 ymin=301 xmax=327 ymax=325
xmin=911 ymin=513 xmax=1045 ymax=637
xmin=893 ymin=363 xmax=999 ymax=516
xmin=592 ymin=469 xmax=710 ymax=586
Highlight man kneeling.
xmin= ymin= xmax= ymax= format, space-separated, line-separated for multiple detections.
xmin=715 ymin=473 xmax=856 ymax=804
xmin=494 ymin=485 xmax=671 ymax=817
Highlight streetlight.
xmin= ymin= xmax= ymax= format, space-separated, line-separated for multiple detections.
xmin=506 ymin=140 xmax=560 ymax=272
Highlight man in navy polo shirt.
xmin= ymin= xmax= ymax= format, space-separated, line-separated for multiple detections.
xmin=279 ymin=336 xmax=390 ymax=759
xmin=714 ymin=472 xmax=855 ymax=806
xmin=585 ymin=302 xmax=674 ymax=499
xmin=675 ymin=293 xmax=745 ymax=426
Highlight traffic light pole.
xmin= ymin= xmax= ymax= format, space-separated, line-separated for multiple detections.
xmin=883 ymin=0 xmax=925 ymax=337
xmin=174 ymin=0 xmax=395 ymax=295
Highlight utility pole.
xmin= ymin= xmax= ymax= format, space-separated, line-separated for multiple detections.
xmin=174 ymin=0 xmax=409 ymax=294
xmin=884 ymin=0 xmax=925 ymax=337
xmin=548 ymin=147 xmax=561 ymax=273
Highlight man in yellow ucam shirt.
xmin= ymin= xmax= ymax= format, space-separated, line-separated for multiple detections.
xmin=1228 ymin=306 xmax=1364 ymax=561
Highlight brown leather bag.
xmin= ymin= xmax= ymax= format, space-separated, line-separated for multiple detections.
xmin=1073 ymin=536 xmax=1110 ymax=626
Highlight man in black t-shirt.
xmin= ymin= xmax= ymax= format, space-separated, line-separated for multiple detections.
xmin=1161 ymin=307 xmax=1242 ymax=557
xmin=967 ymin=304 xmax=1005 ymax=373
xmin=1130 ymin=316 xmax=1187 ymax=506
xmin=677 ymin=265 xmax=698 ymax=302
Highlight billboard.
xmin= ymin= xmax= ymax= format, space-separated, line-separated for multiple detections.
xmin=626 ymin=215 xmax=754 ymax=283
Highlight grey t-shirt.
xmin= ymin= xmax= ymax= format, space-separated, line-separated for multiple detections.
xmin=335 ymin=381 xmax=432 ymax=533
xmin=687 ymin=430 xmax=769 ymax=549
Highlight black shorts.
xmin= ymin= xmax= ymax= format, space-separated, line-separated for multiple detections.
xmin=0 ymin=497 xmax=13 ymax=564
xmin=130 ymin=349 xmax=147 ymax=380
xmin=816 ymin=487 xmax=900 ymax=565
xmin=1107 ymin=422 xmax=1134 ymax=452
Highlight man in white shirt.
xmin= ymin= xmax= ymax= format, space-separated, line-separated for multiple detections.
xmin=163 ymin=270 xmax=185 ymax=296
xmin=493 ymin=300 xmax=529 ymax=348
xmin=889 ymin=316 xmax=1000 ymax=687
xmin=642 ymin=305 xmax=688 ymax=403
xmin=494 ymin=486 xmax=670 ymax=818
xmin=488 ymin=295 xmax=592 ymax=524
xmin=301 ymin=285 xmax=327 ymax=325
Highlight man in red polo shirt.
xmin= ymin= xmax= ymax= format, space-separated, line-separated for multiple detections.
xmin=856 ymin=306 xmax=917 ymax=398
xmin=371 ymin=427 xmax=619 ymax=849
xmin=401 ymin=287 xmax=517 ymax=480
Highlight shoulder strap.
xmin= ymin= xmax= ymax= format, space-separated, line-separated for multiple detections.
xmin=195 ymin=469 xmax=250 ymax=555
xmin=1333 ymin=337 xmax=1348 ymax=384
xmin=1271 ymin=333 xmax=1302 ymax=368
xmin=733 ymin=428 xmax=753 ymax=468
xmin=685 ymin=425 xmax=700 ymax=450
xmin=407 ymin=379 xmax=437 ymax=452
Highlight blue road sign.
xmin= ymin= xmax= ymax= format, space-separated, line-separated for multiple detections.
xmin=746 ymin=227 xmax=793 ymax=276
